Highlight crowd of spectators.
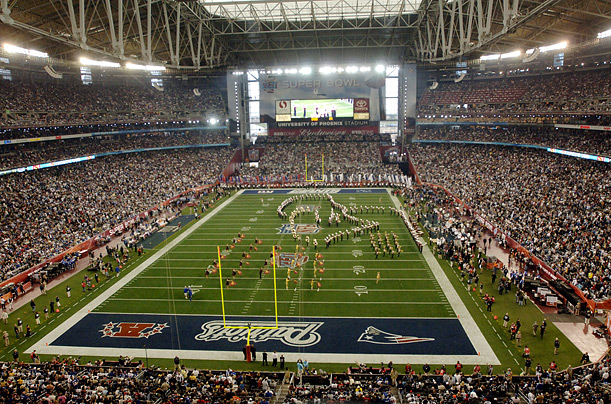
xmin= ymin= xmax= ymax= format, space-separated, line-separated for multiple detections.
xmin=417 ymin=126 xmax=611 ymax=157
xmin=408 ymin=143 xmax=611 ymax=300
xmin=0 ymin=130 xmax=229 ymax=170
xmin=418 ymin=68 xmax=611 ymax=124
xmin=399 ymin=372 xmax=512 ymax=403
xmin=0 ymin=359 xmax=283 ymax=404
xmin=0 ymin=147 xmax=233 ymax=280
xmin=395 ymin=356 xmax=611 ymax=403
xmin=286 ymin=373 xmax=395 ymax=403
xmin=1 ymin=355 xmax=610 ymax=403
xmin=284 ymin=356 xmax=611 ymax=403
xmin=0 ymin=80 xmax=225 ymax=128
xmin=239 ymin=134 xmax=403 ymax=182
xmin=0 ymin=120 xmax=223 ymax=141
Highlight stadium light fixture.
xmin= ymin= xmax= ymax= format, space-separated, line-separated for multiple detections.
xmin=209 ymin=117 xmax=219 ymax=125
xmin=598 ymin=28 xmax=611 ymax=39
xmin=80 ymin=57 xmax=120 ymax=68
xmin=375 ymin=65 xmax=385 ymax=73
xmin=299 ymin=67 xmax=312 ymax=75
xmin=359 ymin=66 xmax=371 ymax=72
xmin=3 ymin=44 xmax=48 ymax=58
xmin=285 ymin=68 xmax=298 ymax=74
xmin=319 ymin=66 xmax=336 ymax=74
xmin=480 ymin=54 xmax=500 ymax=61
xmin=345 ymin=66 xmax=358 ymax=73
xmin=500 ymin=51 xmax=521 ymax=59
xmin=539 ymin=42 xmax=567 ymax=53
xmin=125 ymin=62 xmax=166 ymax=71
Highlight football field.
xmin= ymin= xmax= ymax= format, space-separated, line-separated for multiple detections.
xmin=30 ymin=189 xmax=498 ymax=364
xmin=293 ymin=99 xmax=353 ymax=118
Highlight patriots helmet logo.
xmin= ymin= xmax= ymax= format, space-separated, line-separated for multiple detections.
xmin=358 ymin=326 xmax=434 ymax=344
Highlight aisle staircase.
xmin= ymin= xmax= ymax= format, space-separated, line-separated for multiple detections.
xmin=272 ymin=371 xmax=293 ymax=404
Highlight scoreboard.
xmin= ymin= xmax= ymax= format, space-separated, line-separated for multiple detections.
xmin=275 ymin=98 xmax=370 ymax=122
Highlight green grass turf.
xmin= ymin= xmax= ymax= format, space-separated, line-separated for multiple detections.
xmin=406 ymin=205 xmax=584 ymax=375
xmin=97 ymin=193 xmax=453 ymax=319
xmin=0 ymin=190 xmax=586 ymax=375
xmin=292 ymin=99 xmax=353 ymax=119
xmin=0 ymin=193 xmax=228 ymax=362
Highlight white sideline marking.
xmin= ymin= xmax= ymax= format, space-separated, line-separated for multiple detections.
xmin=27 ymin=190 xmax=245 ymax=355
xmin=387 ymin=189 xmax=500 ymax=365
xmin=30 ymin=188 xmax=500 ymax=365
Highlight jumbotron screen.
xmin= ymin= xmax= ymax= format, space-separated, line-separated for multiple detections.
xmin=288 ymin=99 xmax=354 ymax=119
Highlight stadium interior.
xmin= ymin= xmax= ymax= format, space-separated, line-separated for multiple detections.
xmin=0 ymin=0 xmax=611 ymax=403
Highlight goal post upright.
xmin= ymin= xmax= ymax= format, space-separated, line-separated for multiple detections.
xmin=217 ymin=245 xmax=279 ymax=334
xmin=217 ymin=246 xmax=227 ymax=327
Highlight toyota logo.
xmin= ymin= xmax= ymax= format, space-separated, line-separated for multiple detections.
xmin=356 ymin=100 xmax=367 ymax=107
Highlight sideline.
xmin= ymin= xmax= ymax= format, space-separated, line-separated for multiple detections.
xmin=388 ymin=189 xmax=500 ymax=365
xmin=27 ymin=190 xmax=245 ymax=355
xmin=31 ymin=188 xmax=500 ymax=364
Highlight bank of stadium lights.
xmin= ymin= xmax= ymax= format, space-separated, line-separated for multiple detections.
xmin=375 ymin=65 xmax=385 ymax=73
xmin=500 ymin=51 xmax=521 ymax=59
xmin=208 ymin=117 xmax=219 ymax=125
xmin=79 ymin=57 xmax=120 ymax=68
xmin=538 ymin=41 xmax=567 ymax=53
xmin=599 ymin=28 xmax=611 ymax=39
xmin=126 ymin=63 xmax=166 ymax=71
xmin=3 ymin=44 xmax=48 ymax=58
xmin=480 ymin=54 xmax=501 ymax=61
xmin=480 ymin=42 xmax=568 ymax=62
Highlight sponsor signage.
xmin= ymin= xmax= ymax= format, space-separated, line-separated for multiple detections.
xmin=269 ymin=125 xmax=379 ymax=137
xmin=275 ymin=100 xmax=292 ymax=122
xmin=353 ymin=98 xmax=370 ymax=120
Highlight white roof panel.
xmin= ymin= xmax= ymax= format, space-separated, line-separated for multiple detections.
xmin=201 ymin=0 xmax=422 ymax=22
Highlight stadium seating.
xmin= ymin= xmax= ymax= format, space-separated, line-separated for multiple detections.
xmin=408 ymin=143 xmax=611 ymax=300
xmin=416 ymin=126 xmax=611 ymax=157
xmin=238 ymin=133 xmax=403 ymax=182
xmin=1 ymin=354 xmax=609 ymax=403
xmin=0 ymin=130 xmax=228 ymax=170
xmin=0 ymin=80 xmax=225 ymax=129
xmin=0 ymin=361 xmax=284 ymax=403
xmin=0 ymin=148 xmax=233 ymax=281
xmin=418 ymin=68 xmax=611 ymax=124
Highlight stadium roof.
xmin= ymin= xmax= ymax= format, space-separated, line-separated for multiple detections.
xmin=0 ymin=0 xmax=610 ymax=69
xmin=200 ymin=0 xmax=423 ymax=21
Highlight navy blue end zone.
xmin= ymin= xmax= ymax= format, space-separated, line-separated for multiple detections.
xmin=137 ymin=215 xmax=195 ymax=250
xmin=50 ymin=313 xmax=476 ymax=355
xmin=242 ymin=189 xmax=387 ymax=195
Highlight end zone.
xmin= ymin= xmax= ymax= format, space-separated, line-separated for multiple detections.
xmin=31 ymin=312 xmax=493 ymax=364
xmin=28 ymin=188 xmax=500 ymax=365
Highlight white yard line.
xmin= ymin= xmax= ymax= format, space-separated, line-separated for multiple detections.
xmin=387 ymin=189 xmax=500 ymax=365
xmin=27 ymin=190 xmax=245 ymax=354
xmin=30 ymin=188 xmax=500 ymax=365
